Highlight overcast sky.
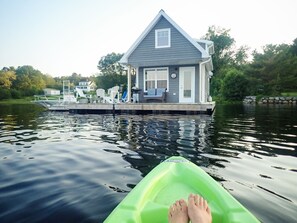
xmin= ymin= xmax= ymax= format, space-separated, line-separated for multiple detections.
xmin=0 ymin=0 xmax=296 ymax=77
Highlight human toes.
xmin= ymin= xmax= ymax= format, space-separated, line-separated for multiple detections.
xmin=169 ymin=200 xmax=184 ymax=214
xmin=168 ymin=199 xmax=189 ymax=222
xmin=199 ymin=196 xmax=210 ymax=211
xmin=188 ymin=194 xmax=208 ymax=208
xmin=188 ymin=194 xmax=195 ymax=204
xmin=178 ymin=199 xmax=187 ymax=210
xmin=168 ymin=203 xmax=174 ymax=216
xmin=188 ymin=194 xmax=200 ymax=206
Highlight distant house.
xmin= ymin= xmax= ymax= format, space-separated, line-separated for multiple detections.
xmin=75 ymin=80 xmax=96 ymax=92
xmin=43 ymin=88 xmax=60 ymax=96
xmin=120 ymin=10 xmax=214 ymax=104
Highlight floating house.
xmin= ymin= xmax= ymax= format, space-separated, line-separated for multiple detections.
xmin=120 ymin=9 xmax=215 ymax=106
xmin=41 ymin=10 xmax=215 ymax=115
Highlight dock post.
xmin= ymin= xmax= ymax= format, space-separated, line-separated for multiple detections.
xmin=112 ymin=103 xmax=115 ymax=116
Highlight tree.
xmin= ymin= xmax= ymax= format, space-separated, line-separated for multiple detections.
xmin=221 ymin=68 xmax=248 ymax=101
xmin=0 ymin=88 xmax=11 ymax=100
xmin=204 ymin=26 xmax=235 ymax=71
xmin=0 ymin=68 xmax=16 ymax=89
xmin=234 ymin=45 xmax=250 ymax=67
xmin=13 ymin=65 xmax=46 ymax=95
xmin=203 ymin=26 xmax=250 ymax=100
xmin=248 ymin=42 xmax=297 ymax=95
xmin=96 ymin=52 xmax=127 ymax=90
xmin=43 ymin=74 xmax=57 ymax=89
xmin=69 ymin=72 xmax=82 ymax=86
xmin=97 ymin=52 xmax=124 ymax=76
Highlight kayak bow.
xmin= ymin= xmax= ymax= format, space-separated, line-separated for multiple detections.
xmin=104 ymin=156 xmax=260 ymax=223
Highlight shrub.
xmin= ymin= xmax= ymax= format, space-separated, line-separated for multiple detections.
xmin=11 ymin=89 xmax=22 ymax=99
xmin=0 ymin=88 xmax=11 ymax=100
xmin=221 ymin=68 xmax=248 ymax=101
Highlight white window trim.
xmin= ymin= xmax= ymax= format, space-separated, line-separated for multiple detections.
xmin=143 ymin=67 xmax=169 ymax=92
xmin=155 ymin=28 xmax=171 ymax=48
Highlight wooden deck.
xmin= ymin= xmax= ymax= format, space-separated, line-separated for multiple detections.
xmin=48 ymin=102 xmax=215 ymax=115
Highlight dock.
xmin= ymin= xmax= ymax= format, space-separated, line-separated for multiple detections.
xmin=48 ymin=102 xmax=216 ymax=115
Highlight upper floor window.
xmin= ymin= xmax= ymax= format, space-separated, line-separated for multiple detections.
xmin=155 ymin=28 xmax=171 ymax=48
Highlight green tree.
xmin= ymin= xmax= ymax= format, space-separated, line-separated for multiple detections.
xmin=43 ymin=74 xmax=57 ymax=88
xmin=13 ymin=65 xmax=46 ymax=95
xmin=221 ymin=68 xmax=248 ymax=101
xmin=248 ymin=41 xmax=297 ymax=95
xmin=0 ymin=88 xmax=11 ymax=100
xmin=96 ymin=52 xmax=127 ymax=90
xmin=0 ymin=68 xmax=16 ymax=89
xmin=96 ymin=74 xmax=127 ymax=91
xmin=97 ymin=52 xmax=124 ymax=76
xmin=234 ymin=45 xmax=249 ymax=67
xmin=69 ymin=72 xmax=83 ymax=86
xmin=204 ymin=26 xmax=249 ymax=100
xmin=289 ymin=38 xmax=297 ymax=56
xmin=204 ymin=26 xmax=235 ymax=71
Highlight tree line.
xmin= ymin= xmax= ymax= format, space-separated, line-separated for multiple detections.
xmin=1 ymin=26 xmax=296 ymax=101
xmin=0 ymin=54 xmax=126 ymax=101
xmin=0 ymin=66 xmax=97 ymax=100
xmin=204 ymin=26 xmax=297 ymax=101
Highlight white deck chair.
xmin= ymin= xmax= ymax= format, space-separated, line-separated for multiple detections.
xmin=110 ymin=86 xmax=120 ymax=103
xmin=105 ymin=86 xmax=120 ymax=103
xmin=96 ymin=88 xmax=106 ymax=103
xmin=75 ymin=87 xmax=86 ymax=98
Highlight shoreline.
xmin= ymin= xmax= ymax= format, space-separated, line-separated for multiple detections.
xmin=0 ymin=98 xmax=34 ymax=105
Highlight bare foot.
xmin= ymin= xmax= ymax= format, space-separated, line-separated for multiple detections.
xmin=188 ymin=194 xmax=212 ymax=223
xmin=168 ymin=199 xmax=189 ymax=223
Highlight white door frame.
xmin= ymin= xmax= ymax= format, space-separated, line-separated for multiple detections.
xmin=179 ymin=67 xmax=195 ymax=103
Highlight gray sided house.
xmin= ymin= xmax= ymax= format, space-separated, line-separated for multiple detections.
xmin=120 ymin=10 xmax=214 ymax=104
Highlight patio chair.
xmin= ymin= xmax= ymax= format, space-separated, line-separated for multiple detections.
xmin=103 ymin=86 xmax=120 ymax=103
xmin=121 ymin=91 xmax=128 ymax=103
xmin=96 ymin=88 xmax=106 ymax=103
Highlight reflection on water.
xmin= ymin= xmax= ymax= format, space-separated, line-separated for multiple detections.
xmin=0 ymin=104 xmax=296 ymax=222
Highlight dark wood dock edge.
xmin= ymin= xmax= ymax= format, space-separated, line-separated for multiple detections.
xmin=63 ymin=102 xmax=216 ymax=115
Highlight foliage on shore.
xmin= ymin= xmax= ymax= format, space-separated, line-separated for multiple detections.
xmin=0 ymin=98 xmax=34 ymax=105
xmin=204 ymin=26 xmax=297 ymax=102
xmin=0 ymin=66 xmax=96 ymax=100
xmin=96 ymin=52 xmax=127 ymax=91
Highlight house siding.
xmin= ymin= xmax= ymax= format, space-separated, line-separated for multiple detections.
xmin=128 ymin=16 xmax=202 ymax=67
xmin=138 ymin=64 xmax=200 ymax=103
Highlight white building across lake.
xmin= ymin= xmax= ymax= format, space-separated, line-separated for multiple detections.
xmin=75 ymin=80 xmax=96 ymax=92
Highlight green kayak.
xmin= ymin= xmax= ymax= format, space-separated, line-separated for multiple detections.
xmin=104 ymin=156 xmax=260 ymax=223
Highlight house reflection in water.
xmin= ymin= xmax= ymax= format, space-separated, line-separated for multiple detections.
xmin=116 ymin=115 xmax=214 ymax=176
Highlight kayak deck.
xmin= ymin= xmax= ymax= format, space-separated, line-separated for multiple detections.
xmin=104 ymin=156 xmax=259 ymax=223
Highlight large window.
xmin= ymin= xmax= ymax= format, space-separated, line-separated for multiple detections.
xmin=144 ymin=67 xmax=168 ymax=91
xmin=155 ymin=28 xmax=171 ymax=48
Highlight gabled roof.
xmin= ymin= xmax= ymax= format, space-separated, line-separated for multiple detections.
xmin=120 ymin=10 xmax=210 ymax=64
xmin=195 ymin=39 xmax=215 ymax=55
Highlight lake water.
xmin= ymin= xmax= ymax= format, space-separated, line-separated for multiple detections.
xmin=0 ymin=103 xmax=296 ymax=223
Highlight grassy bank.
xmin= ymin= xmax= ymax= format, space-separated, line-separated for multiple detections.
xmin=281 ymin=92 xmax=297 ymax=97
xmin=0 ymin=98 xmax=34 ymax=105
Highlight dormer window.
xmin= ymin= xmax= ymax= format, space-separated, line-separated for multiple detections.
xmin=155 ymin=28 xmax=171 ymax=48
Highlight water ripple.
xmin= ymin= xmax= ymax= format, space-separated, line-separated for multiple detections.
xmin=0 ymin=104 xmax=297 ymax=222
